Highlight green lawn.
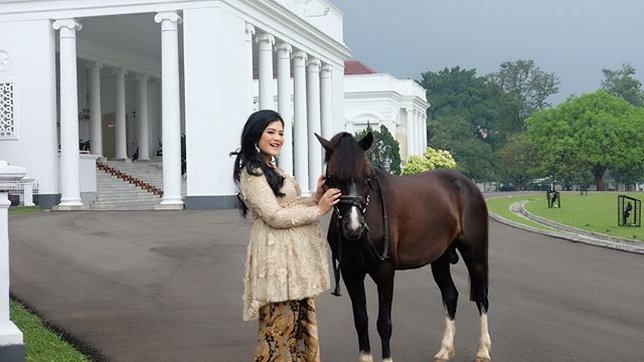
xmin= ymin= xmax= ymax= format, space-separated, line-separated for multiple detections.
xmin=525 ymin=192 xmax=644 ymax=241
xmin=8 ymin=206 xmax=42 ymax=215
xmin=10 ymin=300 xmax=91 ymax=362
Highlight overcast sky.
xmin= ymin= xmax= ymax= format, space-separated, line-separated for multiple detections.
xmin=332 ymin=0 xmax=644 ymax=105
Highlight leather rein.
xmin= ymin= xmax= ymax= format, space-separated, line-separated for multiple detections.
xmin=327 ymin=167 xmax=390 ymax=296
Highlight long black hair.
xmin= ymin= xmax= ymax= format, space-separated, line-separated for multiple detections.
xmin=230 ymin=109 xmax=286 ymax=216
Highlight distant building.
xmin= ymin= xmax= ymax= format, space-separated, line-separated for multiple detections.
xmin=344 ymin=60 xmax=429 ymax=162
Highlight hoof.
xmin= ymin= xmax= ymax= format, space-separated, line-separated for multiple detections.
xmin=358 ymin=351 xmax=373 ymax=362
xmin=383 ymin=358 xmax=394 ymax=362
xmin=433 ymin=348 xmax=455 ymax=362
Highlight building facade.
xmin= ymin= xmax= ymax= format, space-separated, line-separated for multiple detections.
xmin=0 ymin=0 xmax=349 ymax=209
xmin=1 ymin=2 xmax=431 ymax=210
xmin=344 ymin=61 xmax=428 ymax=162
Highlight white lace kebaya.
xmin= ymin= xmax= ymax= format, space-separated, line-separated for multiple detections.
xmin=239 ymin=167 xmax=331 ymax=321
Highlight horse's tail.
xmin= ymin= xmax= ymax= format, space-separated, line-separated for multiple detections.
xmin=454 ymin=174 xmax=489 ymax=305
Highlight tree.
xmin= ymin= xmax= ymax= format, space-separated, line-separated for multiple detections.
xmin=419 ymin=66 xmax=519 ymax=148
xmin=403 ymin=147 xmax=457 ymax=175
xmin=526 ymin=90 xmax=644 ymax=190
xmin=418 ymin=67 xmax=516 ymax=181
xmin=487 ymin=59 xmax=560 ymax=118
xmin=601 ymin=64 xmax=644 ymax=107
xmin=428 ymin=115 xmax=498 ymax=181
xmin=496 ymin=133 xmax=541 ymax=190
xmin=355 ymin=123 xmax=402 ymax=175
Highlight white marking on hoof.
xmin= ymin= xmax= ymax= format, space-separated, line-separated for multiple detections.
xmin=433 ymin=317 xmax=456 ymax=361
xmin=359 ymin=351 xmax=373 ymax=362
xmin=476 ymin=313 xmax=491 ymax=361
xmin=382 ymin=358 xmax=393 ymax=362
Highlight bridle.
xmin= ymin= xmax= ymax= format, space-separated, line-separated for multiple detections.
xmin=332 ymin=182 xmax=371 ymax=220
xmin=326 ymin=167 xmax=390 ymax=296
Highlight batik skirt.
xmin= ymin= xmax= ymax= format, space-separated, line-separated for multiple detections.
xmin=254 ymin=298 xmax=320 ymax=362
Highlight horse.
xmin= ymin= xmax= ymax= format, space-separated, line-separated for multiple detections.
xmin=316 ymin=132 xmax=491 ymax=362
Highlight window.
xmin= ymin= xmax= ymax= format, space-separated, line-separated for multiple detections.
xmin=0 ymin=81 xmax=16 ymax=139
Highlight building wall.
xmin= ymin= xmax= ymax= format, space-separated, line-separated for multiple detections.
xmin=0 ymin=19 xmax=59 ymax=198
xmin=183 ymin=6 xmax=250 ymax=207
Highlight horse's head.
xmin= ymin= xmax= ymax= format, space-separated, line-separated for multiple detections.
xmin=316 ymin=132 xmax=373 ymax=240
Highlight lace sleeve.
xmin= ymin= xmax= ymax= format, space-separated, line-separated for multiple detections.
xmin=240 ymin=172 xmax=322 ymax=229
xmin=290 ymin=195 xmax=317 ymax=207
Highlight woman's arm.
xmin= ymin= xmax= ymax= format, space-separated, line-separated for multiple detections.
xmin=240 ymin=173 xmax=321 ymax=229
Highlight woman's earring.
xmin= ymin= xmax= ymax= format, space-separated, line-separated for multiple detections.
xmin=254 ymin=144 xmax=261 ymax=154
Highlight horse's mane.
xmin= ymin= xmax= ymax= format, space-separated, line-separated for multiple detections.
xmin=326 ymin=133 xmax=371 ymax=180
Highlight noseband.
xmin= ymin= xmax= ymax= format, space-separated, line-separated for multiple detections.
xmin=334 ymin=190 xmax=371 ymax=219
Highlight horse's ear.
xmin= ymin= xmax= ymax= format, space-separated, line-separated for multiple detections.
xmin=358 ymin=132 xmax=373 ymax=151
xmin=315 ymin=133 xmax=333 ymax=151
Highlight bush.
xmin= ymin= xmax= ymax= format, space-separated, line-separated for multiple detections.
xmin=403 ymin=147 xmax=457 ymax=175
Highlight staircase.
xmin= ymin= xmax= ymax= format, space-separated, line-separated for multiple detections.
xmin=91 ymin=160 xmax=186 ymax=210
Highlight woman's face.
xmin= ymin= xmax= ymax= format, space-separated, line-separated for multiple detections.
xmin=257 ymin=120 xmax=284 ymax=159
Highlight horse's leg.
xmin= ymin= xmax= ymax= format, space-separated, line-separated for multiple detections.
xmin=430 ymin=252 xmax=458 ymax=362
xmin=343 ymin=268 xmax=372 ymax=362
xmin=458 ymin=242 xmax=491 ymax=362
xmin=371 ymin=263 xmax=395 ymax=362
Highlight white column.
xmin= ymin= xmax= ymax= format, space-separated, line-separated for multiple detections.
xmin=421 ymin=113 xmax=427 ymax=151
xmin=306 ymin=57 xmax=322 ymax=191
xmin=155 ymin=11 xmax=184 ymax=209
xmin=292 ymin=50 xmax=309 ymax=191
xmin=114 ymin=68 xmax=128 ymax=160
xmin=417 ymin=111 xmax=423 ymax=154
xmin=256 ymin=33 xmax=275 ymax=110
xmin=136 ymin=73 xmax=150 ymax=161
xmin=406 ymin=107 xmax=415 ymax=157
xmin=53 ymin=19 xmax=84 ymax=208
xmin=89 ymin=61 xmax=103 ymax=157
xmin=244 ymin=23 xmax=256 ymax=114
xmin=320 ymin=63 xmax=333 ymax=139
xmin=21 ymin=178 xmax=35 ymax=207
xmin=276 ymin=42 xmax=293 ymax=175
xmin=150 ymin=78 xmax=161 ymax=157
xmin=0 ymin=161 xmax=25 ymax=354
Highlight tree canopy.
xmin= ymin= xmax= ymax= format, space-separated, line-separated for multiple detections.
xmin=496 ymin=133 xmax=541 ymax=190
xmin=601 ymin=64 xmax=644 ymax=107
xmin=486 ymin=59 xmax=560 ymax=118
xmin=355 ymin=123 xmax=402 ymax=175
xmin=418 ymin=66 xmax=528 ymax=181
xmin=526 ymin=90 xmax=644 ymax=190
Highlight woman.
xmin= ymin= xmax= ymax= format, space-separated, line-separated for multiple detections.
xmin=231 ymin=109 xmax=341 ymax=361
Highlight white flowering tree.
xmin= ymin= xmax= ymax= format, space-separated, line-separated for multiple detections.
xmin=403 ymin=147 xmax=457 ymax=175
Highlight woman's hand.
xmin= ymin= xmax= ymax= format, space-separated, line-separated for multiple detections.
xmin=317 ymin=188 xmax=342 ymax=215
xmin=313 ymin=175 xmax=327 ymax=203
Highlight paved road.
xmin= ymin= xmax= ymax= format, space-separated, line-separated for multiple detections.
xmin=8 ymin=210 xmax=644 ymax=361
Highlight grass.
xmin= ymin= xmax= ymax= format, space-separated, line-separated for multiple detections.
xmin=525 ymin=192 xmax=644 ymax=241
xmin=486 ymin=194 xmax=556 ymax=231
xmin=10 ymin=300 xmax=91 ymax=362
xmin=8 ymin=206 xmax=43 ymax=215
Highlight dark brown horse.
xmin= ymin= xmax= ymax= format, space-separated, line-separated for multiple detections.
xmin=316 ymin=132 xmax=491 ymax=362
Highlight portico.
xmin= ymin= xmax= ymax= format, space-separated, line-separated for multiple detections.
xmin=0 ymin=0 xmax=350 ymax=209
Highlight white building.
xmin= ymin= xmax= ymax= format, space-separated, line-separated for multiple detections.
xmin=0 ymin=1 xmax=427 ymax=210
xmin=344 ymin=60 xmax=428 ymax=162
